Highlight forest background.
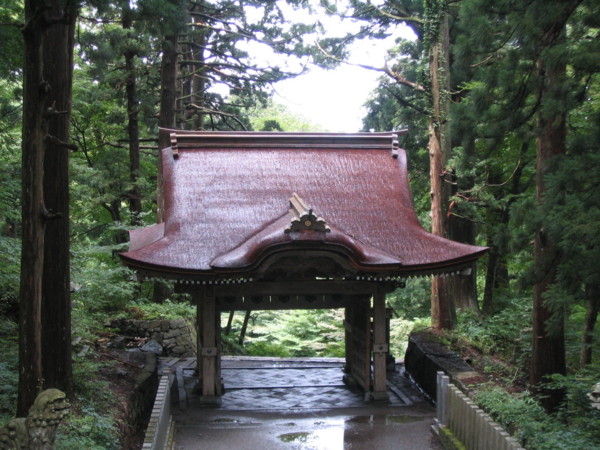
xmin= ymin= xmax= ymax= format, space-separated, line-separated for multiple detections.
xmin=0 ymin=0 xmax=599 ymax=448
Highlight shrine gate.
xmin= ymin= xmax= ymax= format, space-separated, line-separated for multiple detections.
xmin=121 ymin=131 xmax=486 ymax=404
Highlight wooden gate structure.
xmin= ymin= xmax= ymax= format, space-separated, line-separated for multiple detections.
xmin=121 ymin=131 xmax=486 ymax=403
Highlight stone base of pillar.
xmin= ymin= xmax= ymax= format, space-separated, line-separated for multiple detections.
xmin=198 ymin=396 xmax=222 ymax=406
xmin=342 ymin=374 xmax=359 ymax=388
xmin=368 ymin=391 xmax=389 ymax=402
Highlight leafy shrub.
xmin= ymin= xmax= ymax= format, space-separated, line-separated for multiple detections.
xmin=71 ymin=243 xmax=138 ymax=312
xmin=220 ymin=333 xmax=247 ymax=355
xmin=387 ymin=277 xmax=431 ymax=320
xmin=0 ymin=318 xmax=18 ymax=428
xmin=0 ymin=237 xmax=20 ymax=318
xmin=123 ymin=297 xmax=194 ymax=320
xmin=475 ymin=386 xmax=600 ymax=449
xmin=547 ymin=367 xmax=600 ymax=442
xmin=246 ymin=341 xmax=292 ymax=357
xmin=454 ymin=297 xmax=531 ymax=357
xmin=390 ymin=317 xmax=429 ymax=356
xmin=226 ymin=309 xmax=346 ymax=357
xmin=56 ymin=406 xmax=120 ymax=450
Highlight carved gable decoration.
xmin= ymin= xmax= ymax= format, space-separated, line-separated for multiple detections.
xmin=285 ymin=193 xmax=330 ymax=233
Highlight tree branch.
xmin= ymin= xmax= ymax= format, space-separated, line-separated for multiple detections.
xmin=315 ymin=41 xmax=425 ymax=91
xmin=46 ymin=134 xmax=78 ymax=151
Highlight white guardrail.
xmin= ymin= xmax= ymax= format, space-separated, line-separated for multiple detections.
xmin=434 ymin=372 xmax=524 ymax=450
xmin=142 ymin=369 xmax=176 ymax=450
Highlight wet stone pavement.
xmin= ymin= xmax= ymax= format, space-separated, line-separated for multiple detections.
xmin=167 ymin=357 xmax=442 ymax=450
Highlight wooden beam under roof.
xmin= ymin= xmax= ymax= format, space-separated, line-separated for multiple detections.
xmin=176 ymin=280 xmax=396 ymax=297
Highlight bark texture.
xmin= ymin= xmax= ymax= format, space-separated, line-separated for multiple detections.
xmin=428 ymin=12 xmax=455 ymax=329
xmin=123 ymin=3 xmax=142 ymax=225
xmin=531 ymin=32 xmax=568 ymax=413
xmin=18 ymin=0 xmax=49 ymax=416
xmin=41 ymin=3 xmax=76 ymax=399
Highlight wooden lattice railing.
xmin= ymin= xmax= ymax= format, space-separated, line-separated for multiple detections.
xmin=142 ymin=369 xmax=176 ymax=450
xmin=433 ymin=372 xmax=524 ymax=450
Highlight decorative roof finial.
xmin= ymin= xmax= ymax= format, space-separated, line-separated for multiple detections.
xmin=285 ymin=193 xmax=330 ymax=233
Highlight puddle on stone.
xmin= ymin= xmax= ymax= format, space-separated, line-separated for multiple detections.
xmin=347 ymin=414 xmax=423 ymax=425
xmin=276 ymin=415 xmax=425 ymax=448
xmin=385 ymin=415 xmax=425 ymax=424
xmin=212 ymin=418 xmax=238 ymax=423
xmin=279 ymin=432 xmax=311 ymax=443
xmin=278 ymin=422 xmax=345 ymax=449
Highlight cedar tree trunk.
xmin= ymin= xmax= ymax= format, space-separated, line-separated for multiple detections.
xmin=153 ymin=33 xmax=179 ymax=303
xmin=531 ymin=35 xmax=568 ymax=413
xmin=18 ymin=0 xmax=49 ymax=416
xmin=41 ymin=2 xmax=76 ymax=399
xmin=157 ymin=33 xmax=178 ymax=219
xmin=447 ymin=169 xmax=478 ymax=311
xmin=428 ymin=11 xmax=455 ymax=329
xmin=123 ymin=4 xmax=142 ymax=225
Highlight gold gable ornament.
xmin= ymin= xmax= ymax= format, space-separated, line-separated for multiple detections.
xmin=285 ymin=193 xmax=330 ymax=233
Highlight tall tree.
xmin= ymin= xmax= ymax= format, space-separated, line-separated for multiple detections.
xmin=334 ymin=0 xmax=475 ymax=326
xmin=18 ymin=0 xmax=46 ymax=415
xmin=530 ymin=0 xmax=583 ymax=411
xmin=454 ymin=0 xmax=600 ymax=410
xmin=174 ymin=0 xmax=319 ymax=130
xmin=424 ymin=0 xmax=455 ymax=329
xmin=73 ymin=2 xmax=166 ymax=239
xmin=122 ymin=0 xmax=142 ymax=225
xmin=41 ymin=0 xmax=77 ymax=400
xmin=18 ymin=0 xmax=77 ymax=415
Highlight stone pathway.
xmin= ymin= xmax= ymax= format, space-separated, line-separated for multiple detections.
xmin=168 ymin=357 xmax=441 ymax=450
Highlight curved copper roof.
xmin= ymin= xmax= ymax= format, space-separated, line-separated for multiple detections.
xmin=120 ymin=131 xmax=486 ymax=279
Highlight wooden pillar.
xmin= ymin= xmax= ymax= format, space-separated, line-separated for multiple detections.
xmin=344 ymin=304 xmax=353 ymax=374
xmin=343 ymin=295 xmax=371 ymax=393
xmin=372 ymin=289 xmax=388 ymax=400
xmin=194 ymin=286 xmax=220 ymax=404
xmin=215 ymin=307 xmax=222 ymax=396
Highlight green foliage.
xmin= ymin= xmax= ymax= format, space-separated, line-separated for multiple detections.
xmin=71 ymin=243 xmax=139 ymax=312
xmin=387 ymin=278 xmax=431 ymax=319
xmin=56 ymin=409 xmax=120 ymax=450
xmin=0 ymin=317 xmax=121 ymax=449
xmin=442 ymin=297 xmax=533 ymax=386
xmin=0 ymin=318 xmax=18 ymax=428
xmin=225 ymin=309 xmax=346 ymax=357
xmin=124 ymin=296 xmax=195 ymax=320
xmin=0 ymin=78 xmax=21 ymax=249
xmin=547 ymin=365 xmax=600 ymax=440
xmin=453 ymin=298 xmax=531 ymax=358
xmin=220 ymin=333 xmax=248 ymax=355
xmin=246 ymin=341 xmax=292 ymax=357
xmin=387 ymin=278 xmax=433 ymax=356
xmin=0 ymin=2 xmax=23 ymax=82
xmin=540 ymin=107 xmax=600 ymax=330
xmin=249 ymin=101 xmax=325 ymax=132
xmin=389 ymin=317 xmax=426 ymax=356
xmin=0 ymin=237 xmax=20 ymax=314
xmin=55 ymin=357 xmax=121 ymax=450
xmin=475 ymin=386 xmax=600 ymax=449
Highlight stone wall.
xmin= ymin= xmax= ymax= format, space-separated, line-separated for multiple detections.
xmin=404 ymin=331 xmax=480 ymax=400
xmin=125 ymin=353 xmax=159 ymax=440
xmin=109 ymin=318 xmax=197 ymax=358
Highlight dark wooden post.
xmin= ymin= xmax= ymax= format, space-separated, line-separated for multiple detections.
xmin=195 ymin=286 xmax=220 ymax=404
xmin=372 ymin=289 xmax=388 ymax=400
xmin=343 ymin=295 xmax=372 ymax=393
xmin=343 ymin=304 xmax=353 ymax=374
